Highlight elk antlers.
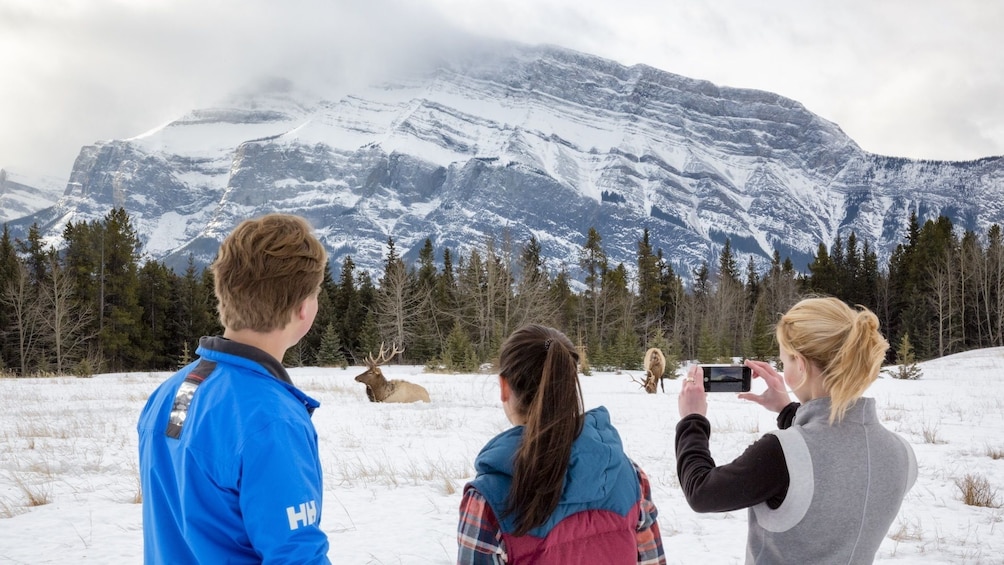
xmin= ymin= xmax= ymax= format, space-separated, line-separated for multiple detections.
xmin=364 ymin=342 xmax=404 ymax=368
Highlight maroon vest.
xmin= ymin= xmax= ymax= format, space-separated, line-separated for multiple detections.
xmin=500 ymin=502 xmax=641 ymax=564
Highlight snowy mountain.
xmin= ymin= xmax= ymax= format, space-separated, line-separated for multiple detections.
xmin=7 ymin=42 xmax=1004 ymax=280
xmin=0 ymin=168 xmax=67 ymax=225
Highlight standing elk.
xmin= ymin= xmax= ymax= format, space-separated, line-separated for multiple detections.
xmin=643 ymin=347 xmax=666 ymax=394
xmin=354 ymin=342 xmax=431 ymax=403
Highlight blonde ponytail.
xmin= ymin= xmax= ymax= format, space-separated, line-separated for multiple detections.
xmin=776 ymin=297 xmax=889 ymax=423
xmin=823 ymin=309 xmax=888 ymax=422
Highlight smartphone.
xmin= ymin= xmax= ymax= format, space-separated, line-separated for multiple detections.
xmin=701 ymin=365 xmax=752 ymax=393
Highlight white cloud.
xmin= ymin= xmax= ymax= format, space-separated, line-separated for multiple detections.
xmin=1 ymin=0 xmax=1002 ymax=177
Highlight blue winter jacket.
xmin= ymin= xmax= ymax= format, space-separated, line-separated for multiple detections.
xmin=137 ymin=336 xmax=330 ymax=564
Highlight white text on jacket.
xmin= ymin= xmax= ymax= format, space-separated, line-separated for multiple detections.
xmin=286 ymin=500 xmax=318 ymax=530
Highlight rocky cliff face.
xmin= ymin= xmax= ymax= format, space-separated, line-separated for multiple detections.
xmin=10 ymin=43 xmax=1004 ymax=279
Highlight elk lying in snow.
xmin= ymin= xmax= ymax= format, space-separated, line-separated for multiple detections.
xmin=354 ymin=343 xmax=431 ymax=403
xmin=643 ymin=347 xmax=666 ymax=394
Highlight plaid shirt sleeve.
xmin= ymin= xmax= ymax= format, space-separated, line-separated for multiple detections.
xmin=457 ymin=487 xmax=506 ymax=564
xmin=634 ymin=462 xmax=667 ymax=565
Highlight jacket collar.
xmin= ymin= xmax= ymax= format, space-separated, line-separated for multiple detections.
xmin=794 ymin=396 xmax=877 ymax=426
xmin=198 ymin=336 xmax=294 ymax=384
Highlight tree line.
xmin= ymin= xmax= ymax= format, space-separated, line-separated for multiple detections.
xmin=2 ymin=207 xmax=1002 ymax=377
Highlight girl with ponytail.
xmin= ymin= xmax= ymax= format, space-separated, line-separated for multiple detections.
xmin=458 ymin=324 xmax=666 ymax=564
xmin=676 ymin=297 xmax=917 ymax=564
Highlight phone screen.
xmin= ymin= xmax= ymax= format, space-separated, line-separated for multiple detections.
xmin=702 ymin=365 xmax=751 ymax=392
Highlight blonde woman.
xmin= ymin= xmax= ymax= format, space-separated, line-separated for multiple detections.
xmin=676 ymin=297 xmax=917 ymax=564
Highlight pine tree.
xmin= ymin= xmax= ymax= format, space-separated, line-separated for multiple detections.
xmin=860 ymin=240 xmax=879 ymax=312
xmin=16 ymin=223 xmax=49 ymax=286
xmin=718 ymin=238 xmax=739 ymax=286
xmin=316 ymin=322 xmax=348 ymax=368
xmin=579 ymin=227 xmax=608 ymax=347
xmin=987 ymin=224 xmax=1004 ymax=347
xmin=714 ymin=238 xmax=746 ymax=357
xmin=612 ymin=323 xmax=641 ymax=370
xmin=696 ymin=321 xmax=719 ymax=364
xmin=519 ymin=235 xmax=546 ymax=285
xmin=410 ymin=238 xmax=440 ymax=362
xmin=441 ymin=320 xmax=479 ymax=372
xmin=579 ymin=227 xmax=607 ymax=297
xmin=357 ymin=309 xmax=381 ymax=362
xmin=62 ymin=221 xmax=98 ymax=306
xmin=843 ymin=232 xmax=862 ymax=305
xmin=138 ymin=259 xmax=175 ymax=369
xmin=175 ymin=254 xmax=215 ymax=351
xmin=902 ymin=216 xmax=956 ymax=359
xmin=636 ymin=229 xmax=661 ymax=329
xmin=831 ymin=234 xmax=845 ymax=296
xmin=98 ymin=208 xmax=148 ymax=371
xmin=549 ymin=269 xmax=577 ymax=334
xmin=657 ymin=252 xmax=684 ymax=330
xmin=333 ymin=256 xmax=361 ymax=353
xmin=691 ymin=262 xmax=710 ymax=299
xmin=890 ymin=333 xmax=923 ymax=380
xmin=808 ymin=242 xmax=838 ymax=295
xmin=745 ymin=255 xmax=760 ymax=308
xmin=0 ymin=225 xmax=20 ymax=369
xmin=432 ymin=247 xmax=458 ymax=345
xmin=300 ymin=261 xmax=337 ymax=366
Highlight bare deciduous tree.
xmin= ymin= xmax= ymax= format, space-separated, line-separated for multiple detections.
xmin=927 ymin=246 xmax=961 ymax=358
xmin=2 ymin=265 xmax=41 ymax=375
xmin=38 ymin=255 xmax=98 ymax=374
xmin=374 ymin=259 xmax=423 ymax=359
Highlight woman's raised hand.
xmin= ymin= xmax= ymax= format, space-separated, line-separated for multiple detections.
xmin=677 ymin=364 xmax=708 ymax=418
xmin=738 ymin=359 xmax=792 ymax=413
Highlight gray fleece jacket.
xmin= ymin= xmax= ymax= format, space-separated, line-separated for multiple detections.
xmin=746 ymin=397 xmax=917 ymax=564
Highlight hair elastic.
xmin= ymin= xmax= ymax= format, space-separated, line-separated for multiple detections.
xmin=543 ymin=338 xmax=552 ymax=351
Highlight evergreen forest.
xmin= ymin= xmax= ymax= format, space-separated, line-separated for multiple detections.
xmin=2 ymin=207 xmax=1003 ymax=377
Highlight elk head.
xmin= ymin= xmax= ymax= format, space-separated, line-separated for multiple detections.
xmin=354 ymin=342 xmax=404 ymax=401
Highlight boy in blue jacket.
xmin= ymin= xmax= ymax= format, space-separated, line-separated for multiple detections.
xmin=138 ymin=214 xmax=331 ymax=564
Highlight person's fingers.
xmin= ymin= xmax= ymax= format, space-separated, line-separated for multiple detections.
xmin=679 ymin=371 xmax=708 ymax=417
xmin=745 ymin=359 xmax=785 ymax=389
xmin=688 ymin=365 xmax=702 ymax=380
xmin=745 ymin=359 xmax=775 ymax=378
xmin=738 ymin=391 xmax=766 ymax=403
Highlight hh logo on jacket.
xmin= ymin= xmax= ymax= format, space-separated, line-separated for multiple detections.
xmin=286 ymin=500 xmax=318 ymax=530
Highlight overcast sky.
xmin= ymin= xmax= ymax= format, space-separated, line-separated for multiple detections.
xmin=2 ymin=0 xmax=1002 ymax=179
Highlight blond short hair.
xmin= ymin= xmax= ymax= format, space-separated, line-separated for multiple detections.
xmin=776 ymin=297 xmax=889 ymax=423
xmin=211 ymin=214 xmax=327 ymax=332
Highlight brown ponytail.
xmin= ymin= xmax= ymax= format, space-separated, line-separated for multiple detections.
xmin=498 ymin=324 xmax=584 ymax=536
xmin=776 ymin=298 xmax=889 ymax=423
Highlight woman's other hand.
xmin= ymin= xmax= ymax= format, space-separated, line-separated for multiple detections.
xmin=738 ymin=359 xmax=792 ymax=413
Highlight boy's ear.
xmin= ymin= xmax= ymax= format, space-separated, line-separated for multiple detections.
xmin=294 ymin=297 xmax=312 ymax=321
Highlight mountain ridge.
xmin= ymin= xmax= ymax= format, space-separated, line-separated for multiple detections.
xmin=6 ymin=40 xmax=1004 ymax=281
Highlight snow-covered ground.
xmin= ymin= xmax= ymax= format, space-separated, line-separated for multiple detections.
xmin=1 ymin=349 xmax=1002 ymax=564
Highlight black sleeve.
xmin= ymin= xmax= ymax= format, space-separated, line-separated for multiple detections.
xmin=675 ymin=414 xmax=790 ymax=513
xmin=777 ymin=402 xmax=800 ymax=429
